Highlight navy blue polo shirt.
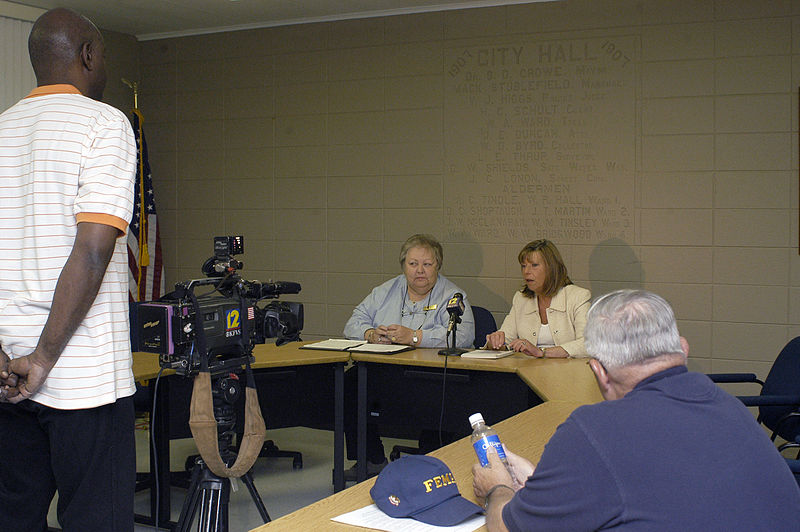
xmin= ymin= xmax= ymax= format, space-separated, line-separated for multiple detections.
xmin=503 ymin=366 xmax=800 ymax=531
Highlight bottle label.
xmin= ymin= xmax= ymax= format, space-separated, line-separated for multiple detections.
xmin=473 ymin=434 xmax=507 ymax=467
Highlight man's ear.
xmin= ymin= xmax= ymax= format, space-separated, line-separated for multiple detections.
xmin=80 ymin=40 xmax=94 ymax=71
xmin=679 ymin=336 xmax=689 ymax=359
xmin=589 ymin=359 xmax=612 ymax=397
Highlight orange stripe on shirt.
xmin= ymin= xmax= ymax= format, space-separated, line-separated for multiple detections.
xmin=25 ymin=84 xmax=83 ymax=98
xmin=76 ymin=212 xmax=129 ymax=235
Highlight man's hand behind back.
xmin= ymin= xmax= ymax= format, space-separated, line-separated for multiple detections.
xmin=3 ymin=351 xmax=56 ymax=403
xmin=0 ymin=347 xmax=20 ymax=401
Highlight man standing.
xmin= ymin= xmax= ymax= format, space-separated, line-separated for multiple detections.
xmin=473 ymin=289 xmax=800 ymax=531
xmin=0 ymin=8 xmax=137 ymax=531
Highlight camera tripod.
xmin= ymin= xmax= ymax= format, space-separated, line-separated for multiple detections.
xmin=175 ymin=372 xmax=270 ymax=532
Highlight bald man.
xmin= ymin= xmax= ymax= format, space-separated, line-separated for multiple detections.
xmin=0 ymin=8 xmax=137 ymax=531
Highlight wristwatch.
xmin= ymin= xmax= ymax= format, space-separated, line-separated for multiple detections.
xmin=412 ymin=330 xmax=419 ymax=345
xmin=484 ymin=484 xmax=513 ymax=509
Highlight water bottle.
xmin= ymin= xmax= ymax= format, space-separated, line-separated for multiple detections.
xmin=469 ymin=412 xmax=509 ymax=468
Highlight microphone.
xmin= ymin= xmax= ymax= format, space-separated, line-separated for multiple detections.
xmin=439 ymin=292 xmax=467 ymax=357
xmin=266 ymin=281 xmax=302 ymax=295
xmin=446 ymin=293 xmax=464 ymax=333
xmin=446 ymin=293 xmax=464 ymax=317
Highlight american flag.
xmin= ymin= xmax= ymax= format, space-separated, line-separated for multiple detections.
xmin=127 ymin=109 xmax=164 ymax=302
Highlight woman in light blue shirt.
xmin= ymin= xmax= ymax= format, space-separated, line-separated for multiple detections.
xmin=344 ymin=234 xmax=475 ymax=349
xmin=342 ymin=234 xmax=475 ymax=479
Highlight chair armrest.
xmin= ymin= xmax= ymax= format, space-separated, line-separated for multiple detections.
xmin=736 ymin=394 xmax=800 ymax=407
xmin=707 ymin=373 xmax=764 ymax=385
xmin=780 ymin=433 xmax=800 ymax=453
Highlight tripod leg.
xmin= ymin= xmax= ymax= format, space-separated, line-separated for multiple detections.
xmin=176 ymin=460 xmax=204 ymax=532
xmin=176 ymin=460 xmax=231 ymax=532
xmin=197 ymin=477 xmax=226 ymax=532
xmin=240 ymin=471 xmax=271 ymax=523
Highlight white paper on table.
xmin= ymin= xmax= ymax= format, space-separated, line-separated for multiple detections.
xmin=300 ymin=339 xmax=367 ymax=350
xmin=347 ymin=343 xmax=413 ymax=354
xmin=331 ymin=504 xmax=485 ymax=532
xmin=459 ymin=348 xmax=515 ymax=359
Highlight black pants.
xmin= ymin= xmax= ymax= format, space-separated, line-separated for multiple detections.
xmin=0 ymin=396 xmax=135 ymax=532
xmin=343 ymin=365 xmax=386 ymax=464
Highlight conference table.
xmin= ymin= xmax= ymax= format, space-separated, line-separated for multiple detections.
xmin=250 ymin=348 xmax=603 ymax=531
xmin=132 ymin=343 xmax=350 ymax=528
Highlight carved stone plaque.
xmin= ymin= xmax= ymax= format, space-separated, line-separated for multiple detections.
xmin=444 ymin=37 xmax=636 ymax=243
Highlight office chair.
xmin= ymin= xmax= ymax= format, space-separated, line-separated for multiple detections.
xmin=472 ymin=305 xmax=498 ymax=348
xmin=389 ymin=306 xmax=498 ymax=461
xmin=707 ymin=336 xmax=800 ymax=449
xmin=781 ymin=437 xmax=800 ymax=488
xmin=248 ymin=440 xmax=302 ymax=469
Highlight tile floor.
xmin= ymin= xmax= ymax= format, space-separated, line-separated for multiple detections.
xmin=48 ymin=423 xmax=413 ymax=531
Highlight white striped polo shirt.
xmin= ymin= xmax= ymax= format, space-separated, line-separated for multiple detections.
xmin=0 ymin=84 xmax=137 ymax=409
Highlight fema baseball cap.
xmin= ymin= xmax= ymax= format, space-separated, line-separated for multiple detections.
xmin=370 ymin=455 xmax=484 ymax=526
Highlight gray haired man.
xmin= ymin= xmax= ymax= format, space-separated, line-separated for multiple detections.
xmin=473 ymin=289 xmax=800 ymax=532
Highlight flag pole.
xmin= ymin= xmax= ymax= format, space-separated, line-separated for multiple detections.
xmin=121 ymin=78 xmax=138 ymax=109
xmin=122 ymin=79 xmax=147 ymax=299
xmin=122 ymin=79 xmax=164 ymax=303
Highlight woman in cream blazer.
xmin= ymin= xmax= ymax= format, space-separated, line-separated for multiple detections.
xmin=487 ymin=240 xmax=591 ymax=358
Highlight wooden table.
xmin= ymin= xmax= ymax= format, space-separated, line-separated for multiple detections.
xmin=349 ymin=349 xmax=600 ymax=402
xmin=247 ymin=349 xmax=601 ymax=530
xmin=350 ymin=349 xmax=602 ymax=481
xmin=133 ymin=342 xmax=350 ymax=527
xmin=250 ymin=400 xmax=583 ymax=531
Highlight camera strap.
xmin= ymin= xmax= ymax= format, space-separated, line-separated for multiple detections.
xmin=185 ymin=288 xmax=266 ymax=478
xmin=189 ymin=360 xmax=266 ymax=478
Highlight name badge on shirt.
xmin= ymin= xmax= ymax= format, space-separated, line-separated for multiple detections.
xmin=423 ymin=304 xmax=437 ymax=311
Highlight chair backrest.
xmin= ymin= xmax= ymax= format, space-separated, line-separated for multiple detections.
xmin=472 ymin=306 xmax=497 ymax=348
xmin=760 ymin=336 xmax=800 ymax=438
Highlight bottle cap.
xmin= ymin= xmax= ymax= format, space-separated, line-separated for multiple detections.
xmin=468 ymin=413 xmax=484 ymax=428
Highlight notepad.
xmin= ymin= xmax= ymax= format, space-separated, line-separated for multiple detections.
xmin=347 ymin=343 xmax=413 ymax=354
xmin=460 ymin=348 xmax=515 ymax=359
xmin=332 ymin=503 xmax=485 ymax=531
xmin=300 ymin=339 xmax=367 ymax=351
xmin=300 ymin=339 xmax=413 ymax=354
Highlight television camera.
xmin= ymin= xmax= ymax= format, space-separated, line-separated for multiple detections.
xmin=134 ymin=236 xmax=303 ymax=375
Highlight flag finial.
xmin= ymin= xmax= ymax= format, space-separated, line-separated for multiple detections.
xmin=121 ymin=78 xmax=139 ymax=109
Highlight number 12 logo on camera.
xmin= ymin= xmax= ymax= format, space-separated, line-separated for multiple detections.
xmin=225 ymin=309 xmax=242 ymax=337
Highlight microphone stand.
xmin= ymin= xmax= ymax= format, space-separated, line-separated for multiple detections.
xmin=438 ymin=314 xmax=467 ymax=356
